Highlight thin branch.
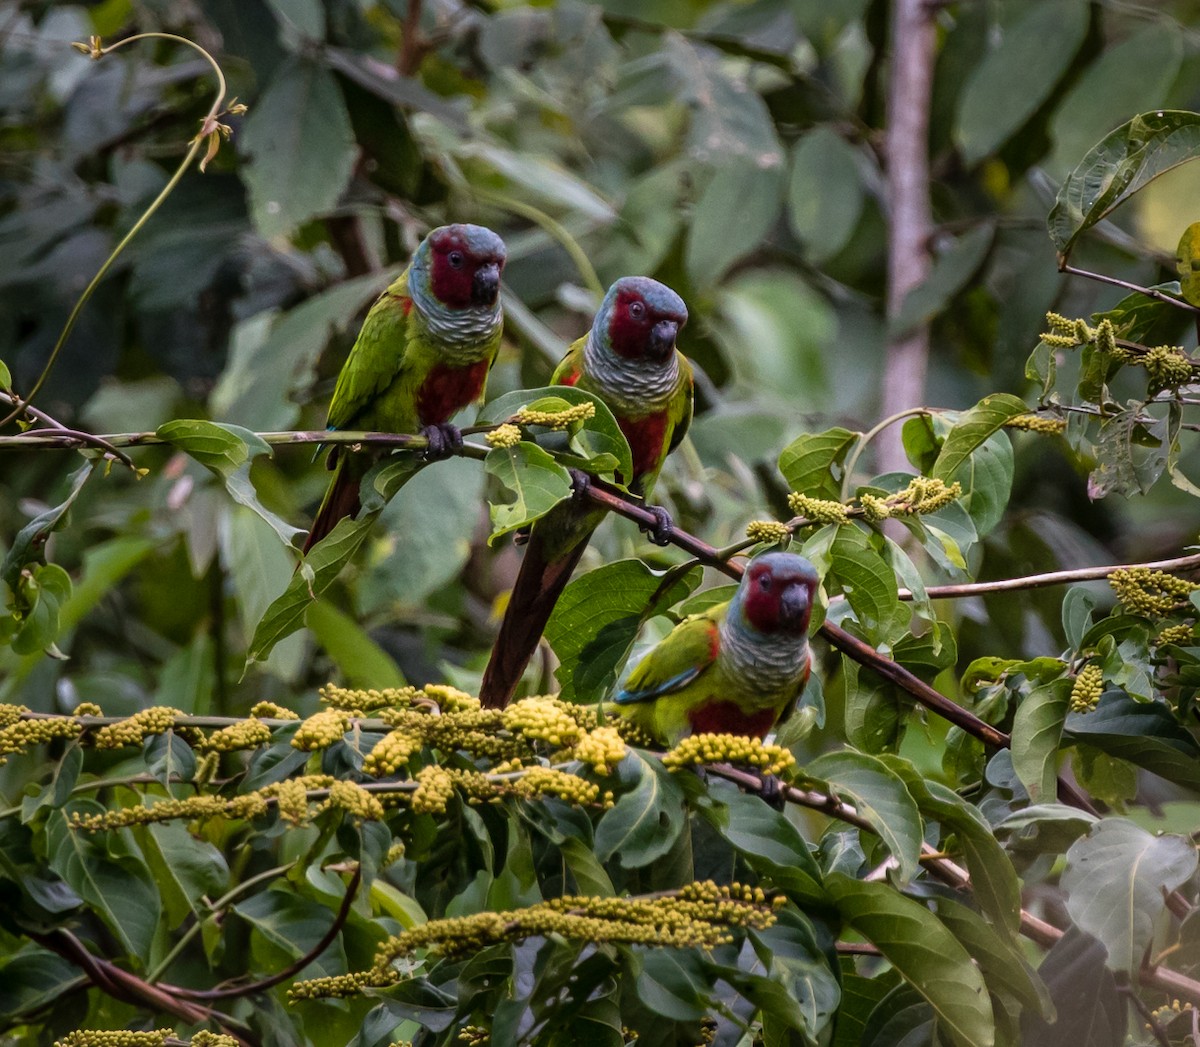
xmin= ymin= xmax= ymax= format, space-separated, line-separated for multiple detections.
xmin=1060 ymin=264 xmax=1200 ymax=315
xmin=168 ymin=866 xmax=362 ymax=1000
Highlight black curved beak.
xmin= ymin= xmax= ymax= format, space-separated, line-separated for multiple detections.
xmin=472 ymin=262 xmax=501 ymax=306
xmin=779 ymin=583 xmax=811 ymax=630
xmin=648 ymin=319 xmax=678 ymax=361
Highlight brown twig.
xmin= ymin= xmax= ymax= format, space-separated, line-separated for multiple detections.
xmin=1060 ymin=264 xmax=1200 ymax=315
xmin=167 ymin=865 xmax=362 ymax=1000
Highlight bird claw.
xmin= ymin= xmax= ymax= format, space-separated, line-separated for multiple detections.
xmin=641 ymin=505 xmax=673 ymax=546
xmin=758 ymin=773 xmax=787 ymax=810
xmin=568 ymin=468 xmax=592 ymax=505
xmin=420 ymin=423 xmax=463 ymax=461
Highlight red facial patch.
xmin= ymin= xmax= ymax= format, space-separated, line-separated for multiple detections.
xmin=429 ymin=242 xmax=476 ymax=309
xmin=416 ymin=358 xmax=491 ymax=425
xmin=687 ymin=701 xmax=778 ymax=739
xmin=617 ymin=411 xmax=669 ymax=483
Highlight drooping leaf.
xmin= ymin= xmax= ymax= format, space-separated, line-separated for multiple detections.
xmin=931 ymin=394 xmax=1027 ymax=482
xmin=807 ymin=750 xmax=922 ymax=885
xmin=594 ymin=752 xmax=686 ymax=868
xmin=1010 ymin=678 xmax=1071 ymax=803
xmin=1049 ymin=110 xmax=1200 ymax=260
xmin=547 ymin=559 xmax=702 ymax=704
xmin=1062 ymin=818 xmax=1197 ymax=974
xmin=239 ymin=56 xmax=357 ymax=239
xmin=484 ymin=442 xmax=573 ymax=541
xmin=1 ymin=461 xmax=94 ymax=593
xmin=956 ymin=0 xmax=1088 ymax=166
xmin=826 ymin=525 xmax=908 ymax=641
xmin=824 ymin=874 xmax=995 ymax=1047
xmin=778 ymin=427 xmax=859 ymax=501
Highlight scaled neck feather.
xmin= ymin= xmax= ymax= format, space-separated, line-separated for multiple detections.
xmin=582 ymin=328 xmax=681 ymax=416
xmin=408 ymin=260 xmax=503 ymax=361
xmin=718 ymin=601 xmax=809 ymax=706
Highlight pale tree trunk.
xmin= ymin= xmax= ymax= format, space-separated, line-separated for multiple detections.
xmin=879 ymin=0 xmax=936 ymax=477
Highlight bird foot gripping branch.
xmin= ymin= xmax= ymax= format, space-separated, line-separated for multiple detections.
xmin=418 ymin=422 xmax=463 ymax=461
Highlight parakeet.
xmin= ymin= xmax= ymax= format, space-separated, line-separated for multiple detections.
xmin=479 ymin=276 xmax=694 ymax=709
xmin=304 ymin=223 xmax=507 ymax=552
xmin=612 ymin=552 xmax=819 ymax=746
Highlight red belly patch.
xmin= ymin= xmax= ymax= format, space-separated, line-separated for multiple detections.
xmin=417 ymin=359 xmax=490 ymax=425
xmin=687 ymin=701 xmax=778 ymax=739
xmin=618 ymin=411 xmax=669 ymax=482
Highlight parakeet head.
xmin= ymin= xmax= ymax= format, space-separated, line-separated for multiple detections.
xmin=416 ymin=224 xmax=507 ymax=310
xmin=736 ymin=552 xmax=819 ymax=637
xmin=596 ymin=276 xmax=687 ymax=364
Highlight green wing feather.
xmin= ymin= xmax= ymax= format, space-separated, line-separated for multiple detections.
xmin=615 ymin=607 xmax=723 ymax=704
xmin=667 ymin=353 xmax=695 ymax=454
xmin=326 ymin=269 xmax=416 ymax=433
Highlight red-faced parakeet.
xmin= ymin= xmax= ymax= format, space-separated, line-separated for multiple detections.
xmin=613 ymin=552 xmax=819 ymax=745
xmin=304 ymin=223 xmax=507 ymax=551
xmin=479 ymin=275 xmax=694 ymax=708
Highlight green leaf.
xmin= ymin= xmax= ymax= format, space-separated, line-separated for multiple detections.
xmin=233 ymin=888 xmax=347 ymax=977
xmin=0 ymin=358 xmax=11 ymax=391
xmin=547 ymin=559 xmax=702 ymax=704
xmin=157 ymin=419 xmax=302 ymax=546
xmin=995 ymin=804 xmax=1098 ymax=857
xmin=1064 ymin=691 xmax=1200 ymax=790
xmin=825 ymin=873 xmax=995 ymax=1047
xmin=826 ymin=525 xmax=907 ymax=641
xmin=890 ymin=224 xmax=994 ymax=337
xmin=1062 ymin=588 xmax=1096 ymax=650
xmin=306 ymin=599 xmax=404 ymax=688
xmin=1 ymin=461 xmax=94 ymax=593
xmin=1049 ymin=110 xmax=1200 ymax=260
xmin=936 ymin=898 xmax=1052 ymax=1020
xmin=135 ymin=822 xmax=229 ymax=927
xmin=1021 ymin=929 xmax=1125 ymax=1047
xmin=778 ymin=427 xmax=859 ymax=500
xmin=245 ymin=457 xmax=420 ymax=666
xmin=1062 ymin=818 xmax=1197 ymax=975
xmin=635 ymin=948 xmax=707 ymax=1021
xmin=955 ymin=0 xmax=1088 ymax=166
xmin=485 ymin=442 xmax=573 ymax=541
xmin=239 ymin=56 xmax=357 ymax=239
xmin=1011 ymin=678 xmax=1071 ymax=803
xmin=932 ymin=394 xmax=1027 ymax=481
xmin=704 ymin=781 xmax=826 ymax=904
xmin=11 ymin=562 xmax=72 ymax=654
xmin=807 ymin=750 xmax=922 ymax=884
xmin=594 ymin=752 xmax=686 ymax=868
xmin=1177 ymin=221 xmax=1200 ymax=306
xmin=787 ymin=128 xmax=863 ymax=263
xmin=1089 ymin=402 xmax=1167 ymax=499
xmin=686 ymin=157 xmax=785 ymax=286
xmin=901 ymin=770 xmax=1022 ymax=934
xmin=948 ymin=430 xmax=1012 ymax=539
xmin=479 ymin=385 xmax=634 ymax=484
xmin=48 ymin=805 xmax=162 ymax=962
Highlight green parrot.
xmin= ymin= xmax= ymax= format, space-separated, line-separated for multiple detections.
xmin=613 ymin=552 xmax=819 ymax=746
xmin=304 ymin=224 xmax=507 ymax=552
xmin=479 ymin=275 xmax=694 ymax=709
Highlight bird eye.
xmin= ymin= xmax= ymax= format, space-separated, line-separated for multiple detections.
xmin=629 ymin=301 xmax=645 ymax=319
xmin=448 ymin=251 xmax=465 ymax=269
xmin=758 ymin=574 xmax=772 ymax=591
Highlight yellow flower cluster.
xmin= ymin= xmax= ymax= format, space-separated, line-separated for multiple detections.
xmin=502 ymin=697 xmax=586 ymax=747
xmin=1004 ymin=413 xmax=1067 ymax=433
xmin=787 ymin=492 xmax=848 ymax=524
xmin=872 ymin=477 xmax=962 ymax=519
xmin=1042 ymin=312 xmax=1094 ymax=348
xmin=250 ymin=701 xmax=299 ymax=720
xmin=71 ymin=702 xmax=103 ymax=717
xmin=93 ymin=706 xmax=182 ymax=749
xmin=53 ymin=1032 xmax=170 ymax=1047
xmin=662 ymin=734 xmax=795 ymax=777
xmin=325 ymin=779 xmax=385 ymax=821
xmin=457 ymin=1030 xmax=487 ymax=1047
xmin=572 ymin=726 xmax=627 ymax=775
xmin=292 ymin=709 xmax=349 ymax=751
xmin=291 ymin=883 xmax=781 ymax=1000
xmin=272 ymin=777 xmax=315 ymax=824
xmin=485 ymin=423 xmax=522 ymax=448
xmin=362 ymin=730 xmax=419 ymax=777
xmin=1144 ymin=344 xmax=1195 ymax=390
xmin=412 ymin=765 xmax=456 ymax=814
xmin=193 ymin=750 xmax=220 ymax=786
xmin=383 ymin=841 xmax=406 ymax=866
xmin=1069 ymin=664 xmax=1104 ymax=714
xmin=197 ymin=718 xmax=272 ymax=752
xmin=1155 ymin=623 xmax=1194 ymax=647
xmin=0 ymin=704 xmax=25 ymax=727
xmin=744 ymin=520 xmax=791 ymax=544
xmin=320 ymin=683 xmax=416 ymax=712
xmin=1108 ymin=567 xmax=1198 ymax=617
xmin=509 ymin=765 xmax=605 ymax=806
xmin=423 ymin=684 xmax=480 ymax=712
xmin=0 ymin=714 xmax=81 ymax=761
xmin=190 ymin=1034 xmax=240 ymax=1047
xmin=513 ymin=401 xmax=595 ymax=429
xmin=71 ymin=793 xmax=268 ymax=832
xmin=380 ymin=707 xmax=517 ymax=760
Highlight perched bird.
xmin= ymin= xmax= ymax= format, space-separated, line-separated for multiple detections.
xmin=304 ymin=223 xmax=507 ymax=552
xmin=612 ymin=552 xmax=819 ymax=746
xmin=479 ymin=276 xmax=694 ymax=708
